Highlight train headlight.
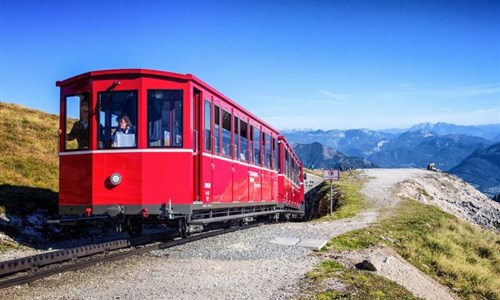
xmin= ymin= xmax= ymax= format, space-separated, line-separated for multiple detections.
xmin=110 ymin=173 xmax=122 ymax=186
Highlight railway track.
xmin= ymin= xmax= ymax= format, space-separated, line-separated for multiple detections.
xmin=0 ymin=223 xmax=258 ymax=289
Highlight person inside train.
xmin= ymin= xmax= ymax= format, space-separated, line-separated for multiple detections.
xmin=112 ymin=114 xmax=136 ymax=147
xmin=66 ymin=99 xmax=89 ymax=149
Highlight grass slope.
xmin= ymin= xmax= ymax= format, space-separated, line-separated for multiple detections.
xmin=0 ymin=102 xmax=59 ymax=215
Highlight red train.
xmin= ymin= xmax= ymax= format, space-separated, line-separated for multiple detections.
xmin=56 ymin=69 xmax=304 ymax=236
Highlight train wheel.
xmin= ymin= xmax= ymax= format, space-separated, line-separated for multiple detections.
xmin=269 ymin=213 xmax=280 ymax=223
xmin=126 ymin=216 xmax=143 ymax=237
xmin=280 ymin=213 xmax=291 ymax=222
xmin=179 ymin=218 xmax=191 ymax=238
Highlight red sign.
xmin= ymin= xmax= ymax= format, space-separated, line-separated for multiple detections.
xmin=323 ymin=169 xmax=339 ymax=181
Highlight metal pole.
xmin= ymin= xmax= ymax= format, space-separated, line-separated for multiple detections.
xmin=330 ymin=180 xmax=333 ymax=216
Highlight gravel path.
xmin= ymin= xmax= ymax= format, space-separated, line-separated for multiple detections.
xmin=0 ymin=212 xmax=377 ymax=300
xmin=340 ymin=168 xmax=459 ymax=300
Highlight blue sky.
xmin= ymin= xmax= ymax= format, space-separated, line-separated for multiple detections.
xmin=1 ymin=0 xmax=499 ymax=130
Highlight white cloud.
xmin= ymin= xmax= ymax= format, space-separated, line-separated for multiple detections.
xmin=319 ymin=90 xmax=349 ymax=103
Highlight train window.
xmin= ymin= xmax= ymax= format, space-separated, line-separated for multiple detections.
xmin=285 ymin=150 xmax=290 ymax=178
xmin=147 ymin=90 xmax=183 ymax=147
xmin=274 ymin=140 xmax=282 ymax=173
xmin=261 ymin=132 xmax=266 ymax=167
xmin=271 ymin=138 xmax=277 ymax=171
xmin=64 ymin=94 xmax=89 ymax=150
xmin=214 ymin=105 xmax=220 ymax=155
xmin=204 ymin=100 xmax=211 ymax=152
xmin=234 ymin=116 xmax=239 ymax=158
xmin=172 ymin=97 xmax=183 ymax=147
xmin=249 ymin=125 xmax=254 ymax=164
xmin=265 ymin=133 xmax=271 ymax=169
xmin=97 ymin=91 xmax=138 ymax=149
xmin=222 ymin=109 xmax=231 ymax=157
xmin=240 ymin=120 xmax=248 ymax=161
xmin=253 ymin=127 xmax=261 ymax=165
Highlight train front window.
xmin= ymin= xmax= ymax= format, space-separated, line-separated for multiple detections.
xmin=97 ymin=91 xmax=138 ymax=149
xmin=64 ymin=94 xmax=89 ymax=150
xmin=148 ymin=90 xmax=183 ymax=147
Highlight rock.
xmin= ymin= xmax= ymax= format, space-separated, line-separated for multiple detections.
xmin=357 ymin=259 xmax=380 ymax=271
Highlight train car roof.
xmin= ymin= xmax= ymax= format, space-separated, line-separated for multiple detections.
xmin=56 ymin=68 xmax=279 ymax=133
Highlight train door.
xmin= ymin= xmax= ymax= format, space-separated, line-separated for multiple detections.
xmin=232 ymin=113 xmax=239 ymax=202
xmin=271 ymin=136 xmax=279 ymax=200
xmin=235 ymin=117 xmax=249 ymax=202
xmin=249 ymin=123 xmax=262 ymax=201
xmin=261 ymin=131 xmax=272 ymax=201
xmin=218 ymin=105 xmax=233 ymax=202
xmin=202 ymin=98 xmax=213 ymax=203
xmin=193 ymin=89 xmax=201 ymax=202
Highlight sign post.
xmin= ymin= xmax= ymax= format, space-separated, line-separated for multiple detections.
xmin=323 ymin=169 xmax=340 ymax=215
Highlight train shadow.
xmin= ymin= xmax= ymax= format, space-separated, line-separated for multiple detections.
xmin=0 ymin=184 xmax=154 ymax=252
xmin=0 ymin=184 xmax=58 ymax=215
xmin=0 ymin=184 xmax=59 ymax=249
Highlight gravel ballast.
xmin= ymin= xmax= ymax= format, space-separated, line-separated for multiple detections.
xmin=1 ymin=214 xmax=376 ymax=300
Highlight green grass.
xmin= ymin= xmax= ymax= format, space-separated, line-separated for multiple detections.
xmin=326 ymin=199 xmax=500 ymax=299
xmin=308 ymin=260 xmax=421 ymax=300
xmin=318 ymin=171 xmax=369 ymax=221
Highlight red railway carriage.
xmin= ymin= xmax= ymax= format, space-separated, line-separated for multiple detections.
xmin=56 ymin=69 xmax=304 ymax=236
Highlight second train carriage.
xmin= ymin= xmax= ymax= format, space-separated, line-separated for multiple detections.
xmin=56 ymin=69 xmax=304 ymax=236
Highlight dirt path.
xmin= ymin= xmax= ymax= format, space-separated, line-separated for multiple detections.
xmin=335 ymin=168 xmax=458 ymax=300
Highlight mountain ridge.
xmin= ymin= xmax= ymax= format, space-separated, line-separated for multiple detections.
xmin=283 ymin=122 xmax=500 ymax=200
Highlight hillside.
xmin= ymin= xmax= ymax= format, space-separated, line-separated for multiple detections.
xmin=326 ymin=169 xmax=500 ymax=299
xmin=368 ymin=130 xmax=490 ymax=170
xmin=0 ymin=102 xmax=59 ymax=215
xmin=449 ymin=142 xmax=500 ymax=199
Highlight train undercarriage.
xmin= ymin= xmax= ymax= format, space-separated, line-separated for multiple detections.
xmin=50 ymin=203 xmax=305 ymax=238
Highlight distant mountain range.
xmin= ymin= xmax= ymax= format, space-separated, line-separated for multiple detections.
xmin=408 ymin=122 xmax=500 ymax=141
xmin=293 ymin=142 xmax=377 ymax=170
xmin=285 ymin=122 xmax=500 ymax=199
xmin=368 ymin=130 xmax=490 ymax=170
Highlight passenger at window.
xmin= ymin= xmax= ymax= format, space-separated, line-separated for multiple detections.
xmin=112 ymin=115 xmax=136 ymax=147
xmin=66 ymin=100 xmax=89 ymax=149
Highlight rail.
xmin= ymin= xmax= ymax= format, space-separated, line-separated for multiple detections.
xmin=0 ymin=224 xmax=258 ymax=289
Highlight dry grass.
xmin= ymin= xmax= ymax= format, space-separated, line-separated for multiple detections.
xmin=0 ymin=102 xmax=59 ymax=215
xmin=318 ymin=171 xmax=369 ymax=221
xmin=308 ymin=260 xmax=420 ymax=299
